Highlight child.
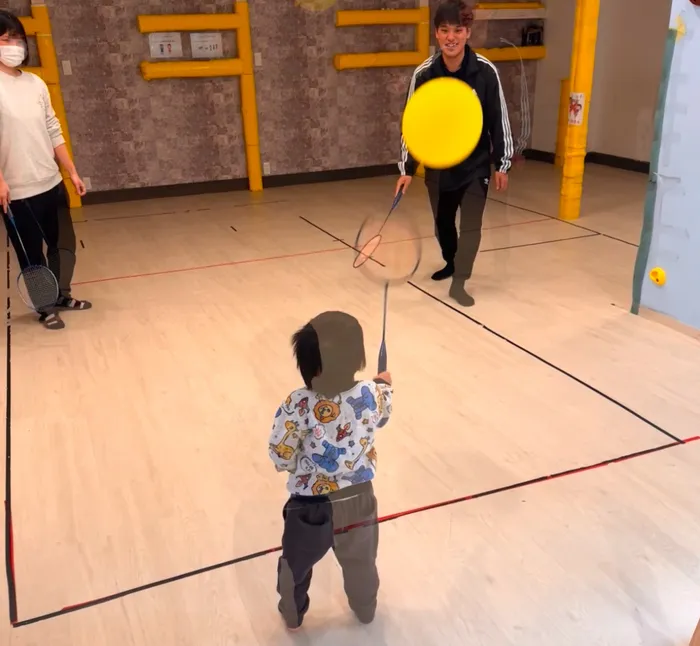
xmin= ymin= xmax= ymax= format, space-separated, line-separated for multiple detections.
xmin=268 ymin=311 xmax=393 ymax=630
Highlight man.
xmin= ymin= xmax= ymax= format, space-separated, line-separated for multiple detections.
xmin=396 ymin=0 xmax=513 ymax=307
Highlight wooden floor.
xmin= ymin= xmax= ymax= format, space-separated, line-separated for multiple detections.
xmin=3 ymin=161 xmax=700 ymax=645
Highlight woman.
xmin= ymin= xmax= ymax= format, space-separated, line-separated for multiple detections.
xmin=0 ymin=9 xmax=90 ymax=330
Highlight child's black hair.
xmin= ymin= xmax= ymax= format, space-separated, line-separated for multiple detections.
xmin=292 ymin=311 xmax=366 ymax=389
xmin=292 ymin=322 xmax=322 ymax=389
xmin=434 ymin=0 xmax=475 ymax=30
xmin=0 ymin=10 xmax=29 ymax=66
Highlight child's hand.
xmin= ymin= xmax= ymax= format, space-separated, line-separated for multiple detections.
xmin=374 ymin=371 xmax=392 ymax=385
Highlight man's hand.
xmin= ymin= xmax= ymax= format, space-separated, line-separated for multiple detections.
xmin=493 ymin=171 xmax=508 ymax=192
xmin=395 ymin=175 xmax=412 ymax=195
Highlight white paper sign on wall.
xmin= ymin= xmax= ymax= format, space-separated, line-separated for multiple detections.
xmin=148 ymin=33 xmax=183 ymax=59
xmin=190 ymin=33 xmax=224 ymax=59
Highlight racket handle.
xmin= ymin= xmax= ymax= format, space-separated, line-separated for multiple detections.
xmin=378 ymin=341 xmax=387 ymax=373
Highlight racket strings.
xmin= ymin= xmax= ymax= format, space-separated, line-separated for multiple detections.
xmin=18 ymin=265 xmax=59 ymax=311
xmin=353 ymin=234 xmax=384 ymax=269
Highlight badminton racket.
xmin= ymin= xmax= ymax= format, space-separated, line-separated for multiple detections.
xmin=6 ymin=206 xmax=59 ymax=312
xmin=353 ymin=191 xmax=421 ymax=374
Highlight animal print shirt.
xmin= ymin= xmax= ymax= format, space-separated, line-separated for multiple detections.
xmin=268 ymin=380 xmax=393 ymax=496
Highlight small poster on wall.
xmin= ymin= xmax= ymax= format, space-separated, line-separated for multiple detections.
xmin=149 ymin=33 xmax=183 ymax=59
xmin=191 ymin=33 xmax=224 ymax=59
xmin=568 ymin=92 xmax=585 ymax=126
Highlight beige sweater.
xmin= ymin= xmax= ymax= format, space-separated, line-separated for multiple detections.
xmin=0 ymin=70 xmax=64 ymax=200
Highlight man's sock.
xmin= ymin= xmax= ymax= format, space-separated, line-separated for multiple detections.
xmin=449 ymin=282 xmax=475 ymax=307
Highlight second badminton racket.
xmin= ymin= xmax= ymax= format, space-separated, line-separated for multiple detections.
xmin=6 ymin=206 xmax=59 ymax=312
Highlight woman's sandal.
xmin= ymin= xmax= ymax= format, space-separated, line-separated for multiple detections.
xmin=55 ymin=296 xmax=92 ymax=310
xmin=39 ymin=311 xmax=65 ymax=330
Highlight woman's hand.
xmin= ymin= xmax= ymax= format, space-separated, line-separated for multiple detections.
xmin=70 ymin=172 xmax=87 ymax=196
xmin=0 ymin=179 xmax=9 ymax=213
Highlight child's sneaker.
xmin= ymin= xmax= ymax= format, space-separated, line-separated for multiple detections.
xmin=352 ymin=603 xmax=376 ymax=625
xmin=278 ymin=600 xmax=305 ymax=631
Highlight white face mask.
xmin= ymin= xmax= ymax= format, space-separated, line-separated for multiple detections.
xmin=0 ymin=45 xmax=25 ymax=68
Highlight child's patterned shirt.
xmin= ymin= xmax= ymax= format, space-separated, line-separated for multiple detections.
xmin=268 ymin=379 xmax=393 ymax=495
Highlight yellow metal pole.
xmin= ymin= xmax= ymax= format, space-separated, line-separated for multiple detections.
xmin=137 ymin=2 xmax=262 ymax=193
xmin=236 ymin=1 xmax=262 ymax=192
xmin=558 ymin=0 xmax=600 ymax=220
xmin=140 ymin=59 xmax=244 ymax=81
xmin=25 ymin=5 xmax=81 ymax=210
xmin=555 ymin=78 xmax=570 ymax=167
xmin=561 ymin=0 xmax=583 ymax=161
xmin=414 ymin=7 xmax=430 ymax=180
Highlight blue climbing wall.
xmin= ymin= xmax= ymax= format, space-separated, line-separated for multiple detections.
xmin=633 ymin=0 xmax=700 ymax=329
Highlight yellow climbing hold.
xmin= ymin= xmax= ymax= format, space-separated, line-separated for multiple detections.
xmin=649 ymin=267 xmax=666 ymax=286
xmin=675 ymin=14 xmax=686 ymax=40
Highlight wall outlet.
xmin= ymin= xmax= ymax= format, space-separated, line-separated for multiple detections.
xmin=61 ymin=60 xmax=72 ymax=75
xmin=263 ymin=162 xmax=271 ymax=175
xmin=83 ymin=177 xmax=92 ymax=191
xmin=254 ymin=52 xmax=262 ymax=67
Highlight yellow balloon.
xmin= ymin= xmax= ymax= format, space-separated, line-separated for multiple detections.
xmin=402 ymin=77 xmax=484 ymax=170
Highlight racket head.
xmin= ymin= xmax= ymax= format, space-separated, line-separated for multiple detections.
xmin=353 ymin=234 xmax=382 ymax=269
xmin=17 ymin=265 xmax=59 ymax=312
xmin=353 ymin=211 xmax=421 ymax=286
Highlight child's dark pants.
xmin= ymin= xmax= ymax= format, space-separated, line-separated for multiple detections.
xmin=276 ymin=481 xmax=379 ymax=628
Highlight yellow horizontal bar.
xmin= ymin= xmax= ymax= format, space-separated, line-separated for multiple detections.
xmin=334 ymin=51 xmax=425 ymax=71
xmin=335 ymin=46 xmax=545 ymax=71
xmin=475 ymin=2 xmax=543 ymax=9
xmin=138 ymin=13 xmax=241 ymax=34
xmin=336 ymin=9 xmax=425 ymax=27
xmin=474 ymin=45 xmax=546 ymax=61
xmin=140 ymin=59 xmax=243 ymax=81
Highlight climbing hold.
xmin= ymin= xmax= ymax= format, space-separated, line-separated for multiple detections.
xmin=649 ymin=267 xmax=666 ymax=286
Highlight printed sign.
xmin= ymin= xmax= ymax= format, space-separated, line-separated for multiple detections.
xmin=148 ymin=33 xmax=183 ymax=59
xmin=568 ymin=92 xmax=585 ymax=126
xmin=190 ymin=33 xmax=224 ymax=59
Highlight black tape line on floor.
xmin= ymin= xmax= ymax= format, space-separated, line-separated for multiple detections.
xmin=4 ymin=239 xmax=18 ymax=625
xmin=486 ymin=196 xmax=640 ymax=248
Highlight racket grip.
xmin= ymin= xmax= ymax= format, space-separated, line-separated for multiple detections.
xmin=377 ymin=342 xmax=387 ymax=373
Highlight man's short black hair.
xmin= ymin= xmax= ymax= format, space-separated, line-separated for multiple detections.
xmin=434 ymin=0 xmax=475 ymax=29
xmin=0 ymin=10 xmax=29 ymax=66
xmin=292 ymin=311 xmax=366 ymax=389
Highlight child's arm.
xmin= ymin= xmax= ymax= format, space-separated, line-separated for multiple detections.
xmin=268 ymin=397 xmax=305 ymax=473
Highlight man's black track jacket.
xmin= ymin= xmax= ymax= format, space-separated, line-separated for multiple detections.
xmin=398 ymin=47 xmax=514 ymax=192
